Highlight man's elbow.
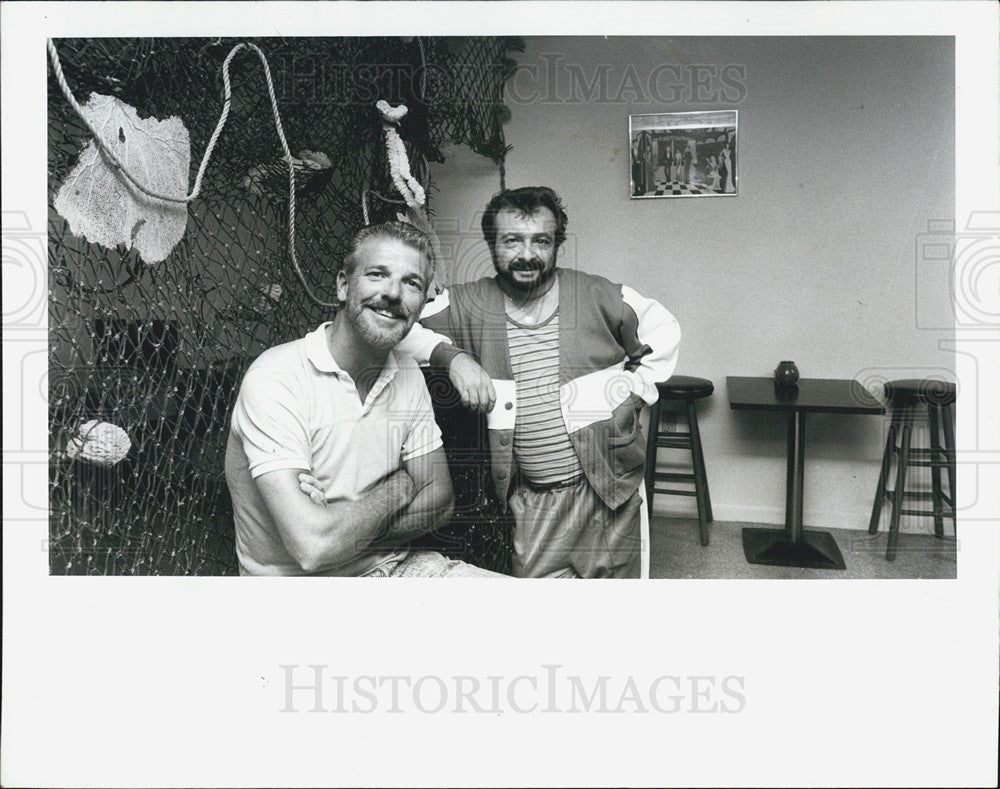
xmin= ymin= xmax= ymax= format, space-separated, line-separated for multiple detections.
xmin=288 ymin=539 xmax=327 ymax=575
xmin=434 ymin=483 xmax=456 ymax=527
xmin=296 ymin=552 xmax=324 ymax=575
xmin=283 ymin=529 xmax=351 ymax=575
xmin=438 ymin=494 xmax=455 ymax=528
xmin=409 ymin=488 xmax=454 ymax=534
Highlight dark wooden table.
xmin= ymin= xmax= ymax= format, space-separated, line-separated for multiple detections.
xmin=727 ymin=376 xmax=885 ymax=570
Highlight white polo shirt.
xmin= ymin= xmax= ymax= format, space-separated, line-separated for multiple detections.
xmin=224 ymin=322 xmax=443 ymax=576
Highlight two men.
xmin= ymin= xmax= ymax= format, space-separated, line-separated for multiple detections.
xmin=224 ymin=221 xmax=500 ymax=577
xmin=226 ymin=186 xmax=680 ymax=578
xmin=400 ymin=186 xmax=681 ymax=578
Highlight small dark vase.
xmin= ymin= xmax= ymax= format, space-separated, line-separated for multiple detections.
xmin=774 ymin=361 xmax=800 ymax=387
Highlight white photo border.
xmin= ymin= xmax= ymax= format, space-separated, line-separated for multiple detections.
xmin=3 ymin=3 xmax=999 ymax=787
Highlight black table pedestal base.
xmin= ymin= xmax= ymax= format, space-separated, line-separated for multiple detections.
xmin=741 ymin=527 xmax=847 ymax=570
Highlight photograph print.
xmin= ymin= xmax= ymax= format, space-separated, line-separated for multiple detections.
xmin=630 ymin=110 xmax=737 ymax=198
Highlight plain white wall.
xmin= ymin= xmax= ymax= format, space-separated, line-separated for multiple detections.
xmin=429 ymin=36 xmax=955 ymax=533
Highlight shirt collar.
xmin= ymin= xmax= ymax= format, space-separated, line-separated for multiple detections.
xmin=305 ymin=322 xmax=341 ymax=373
xmin=304 ymin=322 xmax=401 ymax=381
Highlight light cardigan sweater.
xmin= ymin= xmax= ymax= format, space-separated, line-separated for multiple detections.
xmin=397 ymin=268 xmax=681 ymax=509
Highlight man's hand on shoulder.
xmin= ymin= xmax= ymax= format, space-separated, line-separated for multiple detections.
xmin=448 ymin=353 xmax=496 ymax=414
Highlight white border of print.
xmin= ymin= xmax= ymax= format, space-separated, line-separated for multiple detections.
xmin=3 ymin=3 xmax=999 ymax=788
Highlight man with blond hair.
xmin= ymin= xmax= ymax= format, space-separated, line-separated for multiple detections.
xmin=225 ymin=221 xmax=502 ymax=577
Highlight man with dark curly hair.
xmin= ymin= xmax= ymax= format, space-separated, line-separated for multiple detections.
xmin=399 ymin=187 xmax=681 ymax=578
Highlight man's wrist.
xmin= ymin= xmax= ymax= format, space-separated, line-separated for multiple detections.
xmin=429 ymin=341 xmax=470 ymax=369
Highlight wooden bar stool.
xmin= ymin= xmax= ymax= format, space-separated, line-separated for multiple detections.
xmin=868 ymin=378 xmax=956 ymax=561
xmin=644 ymin=375 xmax=714 ymax=546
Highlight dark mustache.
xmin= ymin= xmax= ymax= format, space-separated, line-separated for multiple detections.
xmin=509 ymin=260 xmax=544 ymax=271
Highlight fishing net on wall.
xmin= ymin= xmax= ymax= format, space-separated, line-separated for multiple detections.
xmin=48 ymin=36 xmax=519 ymax=575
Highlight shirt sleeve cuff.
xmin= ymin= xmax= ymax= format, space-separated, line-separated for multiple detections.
xmin=401 ymin=435 xmax=444 ymax=462
xmin=429 ymin=341 xmax=469 ymax=369
xmin=248 ymin=457 xmax=312 ymax=479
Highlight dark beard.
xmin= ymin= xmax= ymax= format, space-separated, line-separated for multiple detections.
xmin=498 ymin=263 xmax=556 ymax=295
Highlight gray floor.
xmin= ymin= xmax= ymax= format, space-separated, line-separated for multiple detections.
xmin=649 ymin=517 xmax=958 ymax=579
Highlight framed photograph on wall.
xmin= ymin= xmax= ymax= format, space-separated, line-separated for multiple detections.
xmin=629 ymin=110 xmax=738 ymax=198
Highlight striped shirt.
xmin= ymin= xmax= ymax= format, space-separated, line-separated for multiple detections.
xmin=507 ymin=312 xmax=584 ymax=486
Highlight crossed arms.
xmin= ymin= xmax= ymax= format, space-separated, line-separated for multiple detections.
xmin=253 ymin=447 xmax=454 ymax=574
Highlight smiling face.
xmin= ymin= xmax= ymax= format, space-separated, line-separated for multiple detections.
xmin=336 ymin=237 xmax=430 ymax=352
xmin=490 ymin=207 xmax=559 ymax=294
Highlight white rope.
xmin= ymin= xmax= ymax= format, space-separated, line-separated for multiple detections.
xmin=360 ymin=37 xmax=432 ymax=226
xmin=48 ymin=39 xmax=337 ymax=307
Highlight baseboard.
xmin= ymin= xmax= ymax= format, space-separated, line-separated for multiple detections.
xmin=652 ymin=502 xmax=947 ymax=535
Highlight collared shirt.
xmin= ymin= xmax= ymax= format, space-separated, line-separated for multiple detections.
xmin=224 ymin=323 xmax=443 ymax=576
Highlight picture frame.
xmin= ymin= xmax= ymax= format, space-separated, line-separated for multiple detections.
xmin=629 ymin=110 xmax=738 ymax=198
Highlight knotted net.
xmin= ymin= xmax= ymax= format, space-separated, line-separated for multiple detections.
xmin=48 ymin=37 xmax=519 ymax=575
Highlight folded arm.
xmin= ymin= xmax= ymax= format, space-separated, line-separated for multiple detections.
xmin=369 ymin=446 xmax=454 ymax=550
xmin=255 ymin=466 xmax=415 ymax=574
xmin=295 ymin=446 xmax=455 ymax=554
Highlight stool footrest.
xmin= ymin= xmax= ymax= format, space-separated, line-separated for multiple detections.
xmin=653 ymin=487 xmax=698 ymax=497
xmin=880 ymin=491 xmax=957 ymax=515
xmin=898 ymin=458 xmax=953 ymax=469
xmin=900 ymin=508 xmax=956 ymax=518
xmin=655 ymin=436 xmax=693 ymax=449
xmin=885 ymin=490 xmax=956 ymax=503
xmin=653 ymin=472 xmax=696 ymax=483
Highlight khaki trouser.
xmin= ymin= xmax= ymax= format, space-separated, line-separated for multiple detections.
xmin=509 ymin=478 xmax=642 ymax=579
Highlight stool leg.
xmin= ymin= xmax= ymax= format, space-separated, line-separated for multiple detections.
xmin=694 ymin=402 xmax=714 ymax=522
xmin=928 ymin=404 xmax=945 ymax=538
xmin=868 ymin=409 xmax=901 ymax=534
xmin=886 ymin=406 xmax=913 ymax=562
xmin=687 ymin=400 xmax=710 ymax=546
xmin=644 ymin=397 xmax=661 ymax=521
xmin=941 ymin=401 xmax=956 ymax=523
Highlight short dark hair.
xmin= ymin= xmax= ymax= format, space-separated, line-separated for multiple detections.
xmin=481 ymin=187 xmax=568 ymax=250
xmin=342 ymin=220 xmax=433 ymax=282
